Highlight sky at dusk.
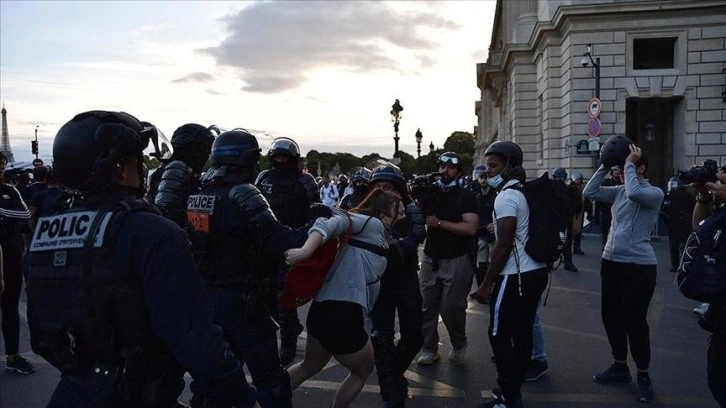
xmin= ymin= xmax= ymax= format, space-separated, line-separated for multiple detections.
xmin=0 ymin=1 xmax=497 ymax=164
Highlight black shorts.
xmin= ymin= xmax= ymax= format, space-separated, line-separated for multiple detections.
xmin=306 ymin=300 xmax=368 ymax=355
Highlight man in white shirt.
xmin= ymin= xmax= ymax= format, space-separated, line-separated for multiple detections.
xmin=319 ymin=175 xmax=339 ymax=207
xmin=472 ymin=141 xmax=548 ymax=408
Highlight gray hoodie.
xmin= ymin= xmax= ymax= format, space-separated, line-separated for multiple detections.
xmin=583 ymin=162 xmax=664 ymax=265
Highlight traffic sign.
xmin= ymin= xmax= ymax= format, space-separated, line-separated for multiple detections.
xmin=587 ymin=117 xmax=602 ymax=137
xmin=587 ymin=98 xmax=602 ymax=118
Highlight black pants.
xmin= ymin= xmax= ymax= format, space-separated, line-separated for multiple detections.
xmin=600 ymin=259 xmax=656 ymax=370
xmin=488 ymin=268 xmax=548 ymax=404
xmin=667 ymin=228 xmax=686 ymax=269
xmin=708 ymin=307 xmax=726 ymax=408
xmin=1 ymin=241 xmax=24 ymax=355
xmin=371 ymin=265 xmax=423 ymax=401
xmin=562 ymin=222 xmax=574 ymax=263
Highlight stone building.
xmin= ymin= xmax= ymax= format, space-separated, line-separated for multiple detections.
xmin=475 ymin=0 xmax=726 ymax=188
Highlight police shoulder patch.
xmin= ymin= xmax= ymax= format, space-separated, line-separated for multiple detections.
xmin=187 ymin=195 xmax=216 ymax=234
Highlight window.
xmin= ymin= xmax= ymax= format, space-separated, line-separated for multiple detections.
xmin=633 ymin=37 xmax=677 ymax=70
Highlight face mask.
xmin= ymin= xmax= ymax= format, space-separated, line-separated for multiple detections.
xmin=487 ymin=174 xmax=504 ymax=189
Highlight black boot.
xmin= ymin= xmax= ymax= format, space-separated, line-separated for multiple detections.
xmin=372 ymin=333 xmax=408 ymax=406
xmin=279 ymin=309 xmax=303 ymax=365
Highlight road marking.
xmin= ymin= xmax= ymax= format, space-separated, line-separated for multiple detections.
xmin=480 ymin=389 xmax=715 ymax=406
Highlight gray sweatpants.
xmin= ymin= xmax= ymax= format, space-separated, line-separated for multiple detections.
xmin=419 ymin=254 xmax=474 ymax=352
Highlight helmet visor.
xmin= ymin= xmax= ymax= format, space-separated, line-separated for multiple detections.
xmin=437 ymin=154 xmax=460 ymax=166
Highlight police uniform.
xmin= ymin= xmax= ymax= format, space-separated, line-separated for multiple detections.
xmin=189 ymin=130 xmax=310 ymax=408
xmin=26 ymin=110 xmax=257 ymax=408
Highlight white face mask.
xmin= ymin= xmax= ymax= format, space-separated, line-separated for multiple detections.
xmin=487 ymin=174 xmax=504 ymax=189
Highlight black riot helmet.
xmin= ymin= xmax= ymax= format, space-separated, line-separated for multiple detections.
xmin=53 ymin=110 xmax=160 ymax=192
xmin=599 ymin=134 xmax=632 ymax=168
xmin=171 ymin=123 xmax=215 ymax=149
xmin=170 ymin=123 xmax=214 ymax=172
xmin=484 ymin=141 xmax=523 ymax=167
xmin=210 ymin=129 xmax=261 ymax=168
xmin=369 ymin=163 xmax=405 ymax=187
xmin=552 ymin=167 xmax=567 ymax=180
xmin=350 ymin=167 xmax=372 ymax=183
xmin=268 ymin=137 xmax=301 ymax=160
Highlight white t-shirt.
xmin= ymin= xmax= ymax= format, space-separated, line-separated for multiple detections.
xmin=493 ymin=180 xmax=547 ymax=275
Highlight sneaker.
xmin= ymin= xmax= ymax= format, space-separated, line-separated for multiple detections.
xmin=478 ymin=394 xmax=523 ymax=408
xmin=637 ymin=374 xmax=654 ymax=402
xmin=593 ymin=363 xmax=631 ymax=384
xmin=564 ymin=262 xmax=578 ymax=272
xmin=5 ymin=355 xmax=35 ymax=374
xmin=693 ymin=303 xmax=710 ymax=317
xmin=524 ymin=359 xmax=548 ymax=382
xmin=448 ymin=344 xmax=467 ymax=365
xmin=416 ymin=351 xmax=440 ymax=366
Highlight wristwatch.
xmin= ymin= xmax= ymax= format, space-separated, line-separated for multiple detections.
xmin=437 ymin=220 xmax=443 ymax=228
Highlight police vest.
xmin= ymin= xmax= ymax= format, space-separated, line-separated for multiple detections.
xmin=187 ymin=185 xmax=256 ymax=285
xmin=256 ymin=170 xmax=308 ymax=228
xmin=26 ymin=197 xmax=182 ymax=406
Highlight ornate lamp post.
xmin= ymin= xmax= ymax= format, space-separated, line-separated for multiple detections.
xmin=415 ymin=128 xmax=423 ymax=158
xmin=429 ymin=141 xmax=435 ymax=155
xmin=390 ymin=99 xmax=403 ymax=158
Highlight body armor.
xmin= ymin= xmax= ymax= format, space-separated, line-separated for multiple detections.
xmin=154 ymin=160 xmax=200 ymax=227
xmin=26 ymin=196 xmax=184 ymax=407
xmin=255 ymin=169 xmax=318 ymax=228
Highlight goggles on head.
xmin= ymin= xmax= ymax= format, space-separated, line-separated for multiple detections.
xmin=437 ymin=155 xmax=460 ymax=166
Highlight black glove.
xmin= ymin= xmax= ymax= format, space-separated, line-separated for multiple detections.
xmin=308 ymin=203 xmax=332 ymax=220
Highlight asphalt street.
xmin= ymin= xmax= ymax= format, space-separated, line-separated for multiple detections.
xmin=0 ymin=235 xmax=718 ymax=408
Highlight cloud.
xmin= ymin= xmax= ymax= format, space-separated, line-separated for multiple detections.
xmin=171 ymin=72 xmax=215 ymax=84
xmin=201 ymin=2 xmax=458 ymax=93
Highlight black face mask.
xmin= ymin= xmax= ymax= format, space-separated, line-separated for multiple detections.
xmin=272 ymin=157 xmax=297 ymax=174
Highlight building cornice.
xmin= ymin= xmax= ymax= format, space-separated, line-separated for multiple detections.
xmin=480 ymin=0 xmax=726 ymax=89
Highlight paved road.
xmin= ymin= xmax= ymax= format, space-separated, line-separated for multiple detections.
xmin=0 ymin=235 xmax=718 ymax=408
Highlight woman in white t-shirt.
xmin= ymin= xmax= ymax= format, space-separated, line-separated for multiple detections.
xmin=471 ymin=141 xmax=548 ymax=408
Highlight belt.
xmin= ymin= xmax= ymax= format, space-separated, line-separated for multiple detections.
xmin=347 ymin=239 xmax=388 ymax=257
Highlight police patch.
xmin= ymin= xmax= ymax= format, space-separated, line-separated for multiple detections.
xmin=187 ymin=195 xmax=216 ymax=234
xmin=30 ymin=211 xmax=113 ymax=252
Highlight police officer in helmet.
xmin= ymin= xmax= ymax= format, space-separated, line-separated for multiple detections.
xmin=339 ymin=167 xmax=372 ymax=210
xmin=147 ymin=123 xmax=214 ymax=227
xmin=255 ymin=136 xmax=319 ymax=366
xmin=190 ymin=129 xmax=315 ymax=408
xmin=26 ymin=111 xmax=260 ymax=408
xmin=367 ymin=162 xmax=425 ymax=407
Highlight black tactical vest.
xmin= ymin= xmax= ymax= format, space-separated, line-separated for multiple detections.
xmin=188 ymin=184 xmax=256 ymax=285
xmin=26 ymin=197 xmax=183 ymax=407
xmin=256 ymin=169 xmax=309 ymax=228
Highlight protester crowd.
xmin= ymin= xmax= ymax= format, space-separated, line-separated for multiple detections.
xmin=0 ymin=111 xmax=724 ymax=408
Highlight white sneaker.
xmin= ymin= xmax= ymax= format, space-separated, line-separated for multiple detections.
xmin=416 ymin=351 xmax=440 ymax=365
xmin=693 ymin=303 xmax=710 ymax=316
xmin=448 ymin=343 xmax=467 ymax=364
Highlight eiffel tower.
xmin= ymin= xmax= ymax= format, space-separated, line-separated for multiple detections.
xmin=1 ymin=102 xmax=15 ymax=163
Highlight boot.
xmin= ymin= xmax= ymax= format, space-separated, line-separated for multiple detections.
xmin=279 ymin=310 xmax=303 ymax=365
xmin=372 ymin=334 xmax=408 ymax=405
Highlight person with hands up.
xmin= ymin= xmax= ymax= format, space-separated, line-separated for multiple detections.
xmin=583 ymin=143 xmax=664 ymax=403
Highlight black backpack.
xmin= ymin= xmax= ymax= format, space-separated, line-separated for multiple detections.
xmin=504 ymin=172 xmax=571 ymax=266
xmin=677 ymin=209 xmax=726 ymax=305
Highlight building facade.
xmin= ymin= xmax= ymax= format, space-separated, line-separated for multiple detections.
xmin=475 ymin=0 xmax=726 ymax=188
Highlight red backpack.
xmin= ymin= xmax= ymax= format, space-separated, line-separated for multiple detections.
xmin=280 ymin=212 xmax=353 ymax=310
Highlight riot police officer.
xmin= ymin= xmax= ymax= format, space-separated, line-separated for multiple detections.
xmin=26 ymin=111 xmax=259 ymax=408
xmin=147 ymin=123 xmax=214 ymax=226
xmin=339 ymin=167 xmax=372 ymax=210
xmin=189 ymin=130 xmax=314 ymax=408
xmin=368 ymin=163 xmax=425 ymax=408
xmin=255 ymin=137 xmax=319 ymax=366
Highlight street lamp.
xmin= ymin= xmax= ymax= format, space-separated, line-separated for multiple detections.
xmin=429 ymin=141 xmax=434 ymax=154
xmin=390 ymin=99 xmax=403 ymax=158
xmin=33 ymin=125 xmax=39 ymax=159
xmin=581 ymin=43 xmax=601 ymax=99
xmin=415 ymin=128 xmax=423 ymax=158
